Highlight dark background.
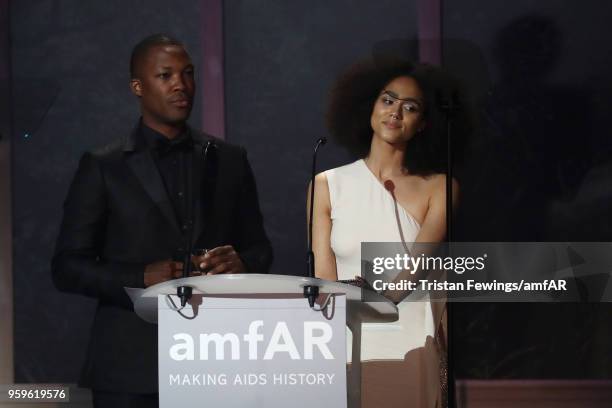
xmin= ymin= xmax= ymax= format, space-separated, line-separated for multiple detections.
xmin=444 ymin=0 xmax=612 ymax=378
xmin=8 ymin=0 xmax=612 ymax=382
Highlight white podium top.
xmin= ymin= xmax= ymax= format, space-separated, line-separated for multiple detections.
xmin=126 ymin=274 xmax=398 ymax=324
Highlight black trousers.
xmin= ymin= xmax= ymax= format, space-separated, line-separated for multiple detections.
xmin=92 ymin=390 xmax=158 ymax=408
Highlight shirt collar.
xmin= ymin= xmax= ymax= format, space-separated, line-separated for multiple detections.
xmin=139 ymin=120 xmax=192 ymax=152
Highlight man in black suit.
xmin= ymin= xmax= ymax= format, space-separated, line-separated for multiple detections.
xmin=52 ymin=34 xmax=273 ymax=407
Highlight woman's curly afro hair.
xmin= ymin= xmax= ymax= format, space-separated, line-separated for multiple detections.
xmin=326 ymin=58 xmax=470 ymax=176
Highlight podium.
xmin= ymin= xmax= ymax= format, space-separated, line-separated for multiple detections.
xmin=127 ymin=274 xmax=398 ymax=408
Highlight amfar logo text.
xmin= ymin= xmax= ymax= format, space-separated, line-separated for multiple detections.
xmin=169 ymin=320 xmax=334 ymax=361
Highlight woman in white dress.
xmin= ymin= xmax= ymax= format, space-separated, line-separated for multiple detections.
xmin=309 ymin=60 xmax=460 ymax=407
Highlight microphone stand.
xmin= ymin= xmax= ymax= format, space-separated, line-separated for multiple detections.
xmin=177 ymin=140 xmax=213 ymax=307
xmin=304 ymin=137 xmax=327 ymax=308
xmin=439 ymin=91 xmax=458 ymax=408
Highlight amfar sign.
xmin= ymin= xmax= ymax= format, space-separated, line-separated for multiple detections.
xmin=158 ymin=295 xmax=347 ymax=408
xmin=169 ymin=320 xmax=334 ymax=361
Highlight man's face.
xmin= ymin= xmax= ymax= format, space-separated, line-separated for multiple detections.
xmin=131 ymin=45 xmax=195 ymax=131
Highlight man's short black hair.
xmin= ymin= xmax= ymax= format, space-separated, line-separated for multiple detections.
xmin=130 ymin=34 xmax=185 ymax=79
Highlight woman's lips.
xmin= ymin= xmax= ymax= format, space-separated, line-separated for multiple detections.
xmin=383 ymin=121 xmax=401 ymax=129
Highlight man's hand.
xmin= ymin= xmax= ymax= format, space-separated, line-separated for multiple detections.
xmin=195 ymin=245 xmax=246 ymax=275
xmin=144 ymin=260 xmax=184 ymax=287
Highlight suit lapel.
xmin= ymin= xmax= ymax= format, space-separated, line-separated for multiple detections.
xmin=124 ymin=128 xmax=182 ymax=239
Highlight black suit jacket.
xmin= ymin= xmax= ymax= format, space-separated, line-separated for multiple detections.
xmin=52 ymin=126 xmax=273 ymax=393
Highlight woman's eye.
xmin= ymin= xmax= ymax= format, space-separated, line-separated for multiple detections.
xmin=402 ymin=103 xmax=419 ymax=112
xmin=158 ymin=72 xmax=170 ymax=79
xmin=382 ymin=96 xmax=394 ymax=105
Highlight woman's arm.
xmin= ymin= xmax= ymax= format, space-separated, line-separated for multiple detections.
xmin=384 ymin=175 xmax=459 ymax=303
xmin=414 ymin=174 xmax=460 ymax=243
xmin=307 ymin=172 xmax=338 ymax=281
xmin=416 ymin=175 xmax=457 ymax=362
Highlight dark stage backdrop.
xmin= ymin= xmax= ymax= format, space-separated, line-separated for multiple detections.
xmin=444 ymin=0 xmax=612 ymax=379
xmin=11 ymin=0 xmax=419 ymax=383
xmin=224 ymin=0 xmax=419 ymax=276
xmin=10 ymin=0 xmax=612 ymax=385
xmin=11 ymin=0 xmax=203 ymax=383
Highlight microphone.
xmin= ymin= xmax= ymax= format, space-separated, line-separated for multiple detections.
xmin=437 ymin=90 xmax=456 ymax=242
xmin=383 ymin=179 xmax=395 ymax=192
xmin=194 ymin=139 xmax=215 ymax=156
xmin=307 ymin=137 xmax=327 ymax=277
xmin=177 ymin=139 xmax=215 ymax=308
xmin=383 ymin=178 xmax=411 ymax=255
xmin=304 ymin=137 xmax=327 ymax=308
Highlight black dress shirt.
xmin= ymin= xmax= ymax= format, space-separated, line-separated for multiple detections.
xmin=139 ymin=123 xmax=194 ymax=254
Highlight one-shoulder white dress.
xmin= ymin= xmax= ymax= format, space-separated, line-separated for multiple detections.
xmin=325 ymin=159 xmax=439 ymax=407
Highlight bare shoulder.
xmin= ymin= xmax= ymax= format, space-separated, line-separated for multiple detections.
xmin=314 ymin=171 xmax=329 ymax=185
xmin=315 ymin=172 xmax=331 ymax=200
xmin=307 ymin=172 xmax=331 ymax=212
xmin=310 ymin=172 xmax=330 ymax=194
xmin=424 ymin=174 xmax=460 ymax=206
xmin=425 ymin=173 xmax=459 ymax=190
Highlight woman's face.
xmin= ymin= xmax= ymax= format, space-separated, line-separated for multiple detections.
xmin=370 ymin=76 xmax=425 ymax=146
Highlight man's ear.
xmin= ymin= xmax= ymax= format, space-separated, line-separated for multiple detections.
xmin=130 ymin=78 xmax=142 ymax=97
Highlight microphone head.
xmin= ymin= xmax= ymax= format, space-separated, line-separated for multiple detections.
xmin=319 ymin=137 xmax=327 ymax=145
xmin=384 ymin=179 xmax=395 ymax=192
